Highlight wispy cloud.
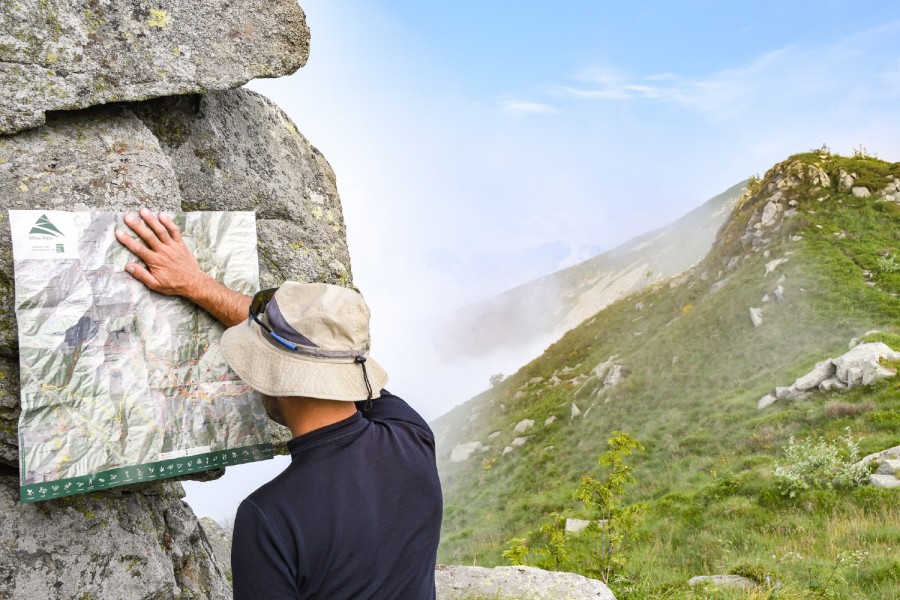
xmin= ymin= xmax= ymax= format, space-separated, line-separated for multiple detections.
xmin=496 ymin=99 xmax=558 ymax=116
xmin=554 ymin=21 xmax=900 ymax=120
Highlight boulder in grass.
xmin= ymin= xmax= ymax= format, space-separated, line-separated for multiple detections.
xmin=435 ymin=565 xmax=617 ymax=600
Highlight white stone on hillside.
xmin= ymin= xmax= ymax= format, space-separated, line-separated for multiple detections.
xmin=774 ymin=285 xmax=785 ymax=302
xmin=571 ymin=403 xmax=582 ymax=418
xmin=750 ymin=307 xmax=764 ymax=327
xmin=870 ymin=474 xmax=900 ymax=489
xmin=514 ymin=419 xmax=534 ymax=434
xmin=510 ymin=437 xmax=528 ymax=448
xmin=593 ymin=356 xmax=618 ymax=380
xmin=709 ymin=278 xmax=730 ymax=293
xmin=760 ymin=200 xmax=781 ymax=226
xmin=818 ymin=378 xmax=847 ymax=392
xmin=852 ymin=186 xmax=871 ymax=198
xmin=860 ymin=445 xmax=900 ymax=465
xmin=450 ymin=442 xmax=487 ymax=463
xmin=544 ymin=416 xmax=557 ymax=427
xmin=833 ymin=342 xmax=900 ymax=387
xmin=793 ymin=359 xmax=836 ymax=391
xmin=764 ymin=258 xmax=789 ymax=276
xmin=604 ymin=364 xmax=625 ymax=387
xmin=488 ymin=431 xmax=501 ymax=439
xmin=565 ymin=519 xmax=591 ymax=534
xmin=757 ymin=394 xmax=777 ymax=410
xmin=502 ymin=446 xmax=513 ymax=456
xmin=876 ymin=459 xmax=900 ymax=475
xmin=434 ymin=565 xmax=616 ymax=600
xmin=839 ymin=169 xmax=855 ymax=190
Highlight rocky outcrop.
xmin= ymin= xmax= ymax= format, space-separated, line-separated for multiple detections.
xmin=435 ymin=565 xmax=617 ymax=600
xmin=857 ymin=446 xmax=900 ymax=489
xmin=0 ymin=475 xmax=230 ymax=599
xmin=758 ymin=342 xmax=899 ymax=409
xmin=0 ymin=0 xmax=310 ymax=134
xmin=198 ymin=518 xmax=234 ymax=580
xmin=0 ymin=2 xmax=354 ymax=597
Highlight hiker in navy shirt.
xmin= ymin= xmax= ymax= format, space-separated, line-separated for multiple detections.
xmin=118 ymin=209 xmax=443 ymax=599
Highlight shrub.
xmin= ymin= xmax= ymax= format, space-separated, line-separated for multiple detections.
xmin=773 ymin=428 xmax=870 ymax=497
xmin=876 ymin=253 xmax=900 ymax=273
xmin=824 ymin=400 xmax=875 ymax=419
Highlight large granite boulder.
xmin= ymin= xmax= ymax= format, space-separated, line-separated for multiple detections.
xmin=0 ymin=86 xmax=353 ymax=598
xmin=0 ymin=475 xmax=230 ymax=599
xmin=435 ymin=565 xmax=617 ymax=600
xmin=0 ymin=0 xmax=310 ymax=134
xmin=0 ymin=87 xmax=352 ymax=468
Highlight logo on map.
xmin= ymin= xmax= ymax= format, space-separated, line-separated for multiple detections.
xmin=9 ymin=210 xmax=77 ymax=259
xmin=29 ymin=214 xmax=64 ymax=237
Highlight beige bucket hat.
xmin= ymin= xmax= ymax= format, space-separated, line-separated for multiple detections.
xmin=221 ymin=282 xmax=388 ymax=401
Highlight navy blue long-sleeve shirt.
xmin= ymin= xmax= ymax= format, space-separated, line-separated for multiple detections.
xmin=231 ymin=391 xmax=443 ymax=599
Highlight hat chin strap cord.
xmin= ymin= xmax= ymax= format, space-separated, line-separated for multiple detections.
xmin=355 ymin=356 xmax=374 ymax=407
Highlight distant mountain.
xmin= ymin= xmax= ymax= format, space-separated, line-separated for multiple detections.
xmin=421 ymin=241 xmax=603 ymax=301
xmin=434 ymin=151 xmax=900 ymax=598
xmin=437 ymin=181 xmax=747 ymax=358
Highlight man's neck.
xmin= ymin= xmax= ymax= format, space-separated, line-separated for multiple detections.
xmin=280 ymin=396 xmax=358 ymax=438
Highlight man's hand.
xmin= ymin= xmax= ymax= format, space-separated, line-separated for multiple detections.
xmin=116 ymin=208 xmax=251 ymax=327
xmin=115 ymin=208 xmax=208 ymax=297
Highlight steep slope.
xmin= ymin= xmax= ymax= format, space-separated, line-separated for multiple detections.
xmin=435 ymin=151 xmax=900 ymax=599
xmin=439 ymin=181 xmax=745 ymax=358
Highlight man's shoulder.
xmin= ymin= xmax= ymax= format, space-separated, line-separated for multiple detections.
xmin=360 ymin=390 xmax=434 ymax=438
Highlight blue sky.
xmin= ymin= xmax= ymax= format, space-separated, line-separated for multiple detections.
xmin=185 ymin=1 xmax=900 ymax=521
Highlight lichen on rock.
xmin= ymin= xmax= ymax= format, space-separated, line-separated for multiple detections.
xmin=0 ymin=0 xmax=310 ymax=134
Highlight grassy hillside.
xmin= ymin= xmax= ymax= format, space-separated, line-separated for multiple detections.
xmin=435 ymin=151 xmax=900 ymax=599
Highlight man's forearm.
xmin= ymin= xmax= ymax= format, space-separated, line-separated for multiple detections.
xmin=186 ymin=274 xmax=251 ymax=327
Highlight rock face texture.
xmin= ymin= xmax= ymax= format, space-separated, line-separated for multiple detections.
xmin=0 ymin=0 xmax=310 ymax=134
xmin=435 ymin=565 xmax=617 ymax=600
xmin=198 ymin=517 xmax=234 ymax=580
xmin=0 ymin=3 xmax=359 ymax=597
xmin=0 ymin=476 xmax=230 ymax=599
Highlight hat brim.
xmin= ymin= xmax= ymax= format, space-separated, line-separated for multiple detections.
xmin=220 ymin=319 xmax=388 ymax=401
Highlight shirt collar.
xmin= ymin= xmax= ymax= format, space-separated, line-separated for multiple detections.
xmin=287 ymin=410 xmax=368 ymax=458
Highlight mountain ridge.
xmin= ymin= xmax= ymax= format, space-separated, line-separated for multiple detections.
xmin=438 ymin=181 xmax=747 ymax=358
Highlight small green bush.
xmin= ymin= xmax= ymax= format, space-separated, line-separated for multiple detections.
xmin=876 ymin=253 xmax=900 ymax=273
xmin=773 ymin=428 xmax=870 ymax=497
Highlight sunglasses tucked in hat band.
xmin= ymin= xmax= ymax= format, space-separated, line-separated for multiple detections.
xmin=220 ymin=282 xmax=387 ymax=402
xmin=248 ymin=287 xmax=374 ymax=400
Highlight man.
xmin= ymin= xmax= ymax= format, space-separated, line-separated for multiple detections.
xmin=116 ymin=208 xmax=443 ymax=599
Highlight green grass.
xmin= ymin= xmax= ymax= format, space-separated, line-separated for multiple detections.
xmin=435 ymin=151 xmax=900 ymax=599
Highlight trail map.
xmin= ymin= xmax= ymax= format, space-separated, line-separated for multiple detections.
xmin=9 ymin=211 xmax=273 ymax=503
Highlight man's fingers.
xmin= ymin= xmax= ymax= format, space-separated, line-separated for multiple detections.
xmin=159 ymin=213 xmax=184 ymax=243
xmin=115 ymin=228 xmax=151 ymax=261
xmin=124 ymin=263 xmax=162 ymax=291
xmin=139 ymin=208 xmax=173 ymax=244
xmin=123 ymin=213 xmax=162 ymax=250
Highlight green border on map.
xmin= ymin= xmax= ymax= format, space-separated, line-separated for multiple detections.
xmin=19 ymin=443 xmax=273 ymax=503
